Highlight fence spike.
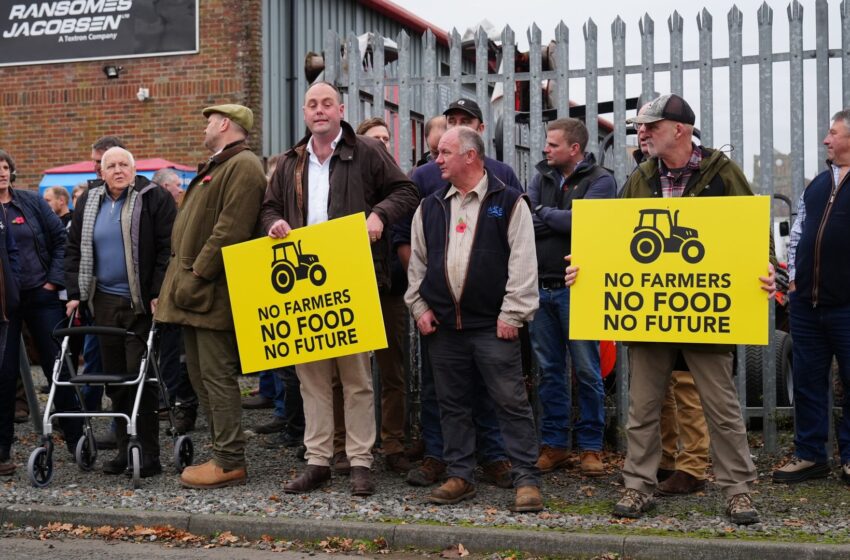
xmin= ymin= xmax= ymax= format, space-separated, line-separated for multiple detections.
xmin=639 ymin=13 xmax=654 ymax=35
xmin=612 ymin=16 xmax=626 ymax=39
xmin=668 ymin=10 xmax=684 ymax=32
xmin=758 ymin=2 xmax=774 ymax=25
xmin=728 ymin=5 xmax=743 ymax=28
xmin=583 ymin=18 xmax=597 ymax=40
xmin=788 ymin=0 xmax=804 ymax=21
xmin=698 ymin=8 xmax=713 ymax=30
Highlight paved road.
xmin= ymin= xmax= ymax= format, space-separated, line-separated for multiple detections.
xmin=1 ymin=537 xmax=370 ymax=560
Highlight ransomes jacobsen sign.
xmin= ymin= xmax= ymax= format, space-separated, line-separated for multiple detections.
xmin=0 ymin=0 xmax=198 ymax=66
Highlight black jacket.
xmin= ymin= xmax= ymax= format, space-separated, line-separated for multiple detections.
xmin=65 ymin=176 xmax=176 ymax=314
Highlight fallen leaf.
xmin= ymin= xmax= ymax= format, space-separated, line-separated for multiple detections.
xmin=440 ymin=543 xmax=470 ymax=558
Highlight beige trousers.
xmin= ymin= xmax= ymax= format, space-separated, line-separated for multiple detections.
xmin=332 ymin=294 xmax=408 ymax=456
xmin=296 ymin=352 xmax=375 ymax=468
xmin=624 ymin=345 xmax=756 ymax=498
xmin=659 ymin=370 xmax=711 ymax=479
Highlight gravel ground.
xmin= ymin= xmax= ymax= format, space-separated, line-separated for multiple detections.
xmin=3 ymin=367 xmax=850 ymax=545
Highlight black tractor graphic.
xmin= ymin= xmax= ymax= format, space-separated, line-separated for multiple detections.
xmin=630 ymin=209 xmax=705 ymax=264
xmin=270 ymin=240 xmax=327 ymax=294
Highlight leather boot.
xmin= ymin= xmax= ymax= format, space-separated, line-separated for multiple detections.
xmin=284 ymin=465 xmax=331 ymax=493
xmin=180 ymin=459 xmax=246 ymax=489
xmin=512 ymin=485 xmax=544 ymax=512
xmin=429 ymin=477 xmax=476 ymax=504
xmin=350 ymin=466 xmax=375 ymax=496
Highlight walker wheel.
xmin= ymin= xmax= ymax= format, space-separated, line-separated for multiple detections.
xmin=129 ymin=446 xmax=142 ymax=489
xmin=173 ymin=435 xmax=194 ymax=473
xmin=75 ymin=435 xmax=97 ymax=471
xmin=27 ymin=446 xmax=54 ymax=488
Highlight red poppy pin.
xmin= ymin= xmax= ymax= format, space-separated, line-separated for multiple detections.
xmin=11 ymin=216 xmax=24 ymax=225
xmin=455 ymin=217 xmax=467 ymax=233
xmin=201 ymin=175 xmax=212 ymax=184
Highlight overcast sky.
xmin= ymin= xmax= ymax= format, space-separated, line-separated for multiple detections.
xmin=396 ymin=0 xmax=847 ymax=182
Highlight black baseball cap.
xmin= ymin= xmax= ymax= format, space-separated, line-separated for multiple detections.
xmin=443 ymin=98 xmax=484 ymax=122
xmin=626 ymin=93 xmax=695 ymax=126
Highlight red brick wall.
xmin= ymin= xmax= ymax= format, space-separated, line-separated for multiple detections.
xmin=0 ymin=0 xmax=263 ymax=190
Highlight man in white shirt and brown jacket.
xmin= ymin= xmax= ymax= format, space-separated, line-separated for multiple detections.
xmin=405 ymin=126 xmax=542 ymax=512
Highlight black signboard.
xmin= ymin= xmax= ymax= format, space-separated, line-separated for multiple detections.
xmin=0 ymin=0 xmax=198 ymax=67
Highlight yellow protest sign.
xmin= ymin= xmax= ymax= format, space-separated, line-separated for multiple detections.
xmin=569 ymin=196 xmax=770 ymax=345
xmin=222 ymin=213 xmax=387 ymax=373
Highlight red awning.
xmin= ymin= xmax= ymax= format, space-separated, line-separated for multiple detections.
xmin=44 ymin=158 xmax=195 ymax=174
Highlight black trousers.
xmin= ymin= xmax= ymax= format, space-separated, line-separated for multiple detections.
xmin=93 ymin=292 xmax=159 ymax=459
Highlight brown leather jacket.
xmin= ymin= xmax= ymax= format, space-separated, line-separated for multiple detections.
xmin=261 ymin=121 xmax=419 ymax=290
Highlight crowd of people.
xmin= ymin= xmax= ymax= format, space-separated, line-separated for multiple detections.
xmin=0 ymin=85 xmax=847 ymax=527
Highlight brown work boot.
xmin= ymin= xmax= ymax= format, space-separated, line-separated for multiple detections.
xmin=535 ymin=445 xmax=571 ymax=473
xmin=406 ymin=457 xmax=446 ymax=487
xmin=579 ymin=451 xmax=605 ymax=477
xmin=429 ymin=477 xmax=476 ymax=505
xmin=480 ymin=459 xmax=513 ymax=488
xmin=656 ymin=470 xmax=706 ymax=496
xmin=726 ymin=492 xmax=760 ymax=525
xmin=331 ymin=451 xmax=351 ymax=475
xmin=350 ymin=466 xmax=375 ymax=496
xmin=512 ymin=485 xmax=544 ymax=512
xmin=613 ymin=488 xmax=655 ymax=519
xmin=385 ymin=452 xmax=413 ymax=474
xmin=180 ymin=460 xmax=246 ymax=489
xmin=284 ymin=464 xmax=331 ymax=493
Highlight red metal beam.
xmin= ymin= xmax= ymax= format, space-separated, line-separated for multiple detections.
xmin=356 ymin=0 xmax=450 ymax=46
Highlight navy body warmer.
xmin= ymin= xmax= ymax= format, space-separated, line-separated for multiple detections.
xmin=418 ymin=178 xmax=527 ymax=330
xmin=795 ymin=170 xmax=850 ymax=307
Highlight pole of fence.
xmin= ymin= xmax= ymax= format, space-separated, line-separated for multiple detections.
xmin=583 ymin=19 xmax=599 ymax=157
xmin=612 ymin=17 xmax=628 ymax=189
xmin=697 ymin=9 xmax=714 ymax=148
xmin=528 ymin=24 xmax=544 ymax=165
xmin=639 ymin=14 xmax=654 ymax=105
xmin=502 ymin=26 xmax=517 ymax=168
xmin=669 ymin=12 xmax=684 ymax=97
xmin=758 ymin=2 xmax=778 ymax=454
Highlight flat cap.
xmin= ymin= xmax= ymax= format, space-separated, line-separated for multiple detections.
xmin=202 ymin=104 xmax=254 ymax=132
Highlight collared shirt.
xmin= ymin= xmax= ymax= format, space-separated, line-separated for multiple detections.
xmin=658 ymin=145 xmax=702 ymax=198
xmin=93 ymin=187 xmax=130 ymax=297
xmin=788 ymin=163 xmax=843 ymax=281
xmin=305 ymin=129 xmax=343 ymax=225
xmin=405 ymin=171 xmax=539 ymax=327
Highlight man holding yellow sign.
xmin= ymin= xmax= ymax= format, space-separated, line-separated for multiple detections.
xmin=261 ymin=81 xmax=418 ymax=497
xmin=566 ymin=94 xmax=775 ymax=525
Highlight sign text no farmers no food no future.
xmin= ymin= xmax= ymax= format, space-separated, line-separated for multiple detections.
xmin=569 ymin=197 xmax=770 ymax=345
xmin=222 ymin=214 xmax=387 ymax=373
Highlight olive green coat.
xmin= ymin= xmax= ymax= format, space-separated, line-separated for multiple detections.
xmin=156 ymin=141 xmax=266 ymax=330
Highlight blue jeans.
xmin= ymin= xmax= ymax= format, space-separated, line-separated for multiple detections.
xmin=790 ymin=296 xmax=850 ymax=464
xmin=419 ymin=334 xmax=507 ymax=463
xmin=529 ymin=287 xmax=605 ymax=451
xmin=259 ymin=369 xmax=286 ymax=418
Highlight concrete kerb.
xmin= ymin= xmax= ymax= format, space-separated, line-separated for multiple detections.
xmin=4 ymin=505 xmax=850 ymax=559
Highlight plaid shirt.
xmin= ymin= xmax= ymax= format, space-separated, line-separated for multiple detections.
xmin=658 ymin=145 xmax=702 ymax=198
